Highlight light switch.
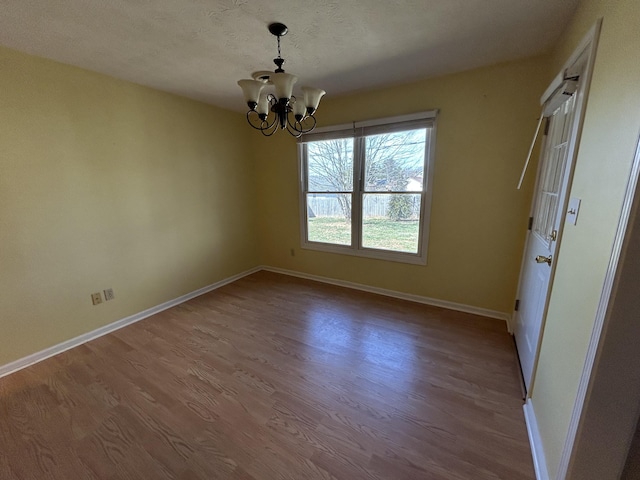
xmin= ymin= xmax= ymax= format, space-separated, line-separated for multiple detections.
xmin=566 ymin=197 xmax=581 ymax=225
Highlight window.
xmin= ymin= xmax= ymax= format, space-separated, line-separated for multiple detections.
xmin=299 ymin=111 xmax=437 ymax=265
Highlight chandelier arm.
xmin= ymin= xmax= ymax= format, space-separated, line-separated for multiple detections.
xmin=260 ymin=121 xmax=279 ymax=137
xmin=286 ymin=114 xmax=304 ymax=134
xmin=285 ymin=120 xmax=304 ymax=138
xmin=301 ymin=114 xmax=317 ymax=133
xmin=239 ymin=22 xmax=324 ymax=136
xmin=246 ymin=110 xmax=277 ymax=131
xmin=288 ymin=114 xmax=317 ymax=135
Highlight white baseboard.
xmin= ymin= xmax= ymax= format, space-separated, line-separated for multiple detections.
xmin=0 ymin=264 xmax=511 ymax=379
xmin=0 ymin=266 xmax=261 ymax=379
xmin=524 ymin=399 xmax=550 ymax=480
xmin=261 ymin=265 xmax=511 ymax=325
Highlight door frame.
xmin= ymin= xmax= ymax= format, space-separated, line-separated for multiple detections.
xmin=561 ymin=105 xmax=640 ymax=480
xmin=513 ymin=19 xmax=602 ymax=397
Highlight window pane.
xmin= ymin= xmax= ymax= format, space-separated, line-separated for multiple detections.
xmin=307 ymin=139 xmax=353 ymax=192
xmin=532 ymin=97 xmax=573 ymax=242
xmin=299 ymin=115 xmax=436 ymax=264
xmin=307 ymin=193 xmax=352 ymax=245
xmin=364 ymin=129 xmax=426 ymax=192
xmin=362 ymin=194 xmax=421 ymax=253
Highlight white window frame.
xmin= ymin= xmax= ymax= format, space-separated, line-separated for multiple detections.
xmin=298 ymin=111 xmax=438 ymax=265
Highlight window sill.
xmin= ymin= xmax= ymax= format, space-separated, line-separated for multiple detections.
xmin=301 ymin=241 xmax=427 ymax=265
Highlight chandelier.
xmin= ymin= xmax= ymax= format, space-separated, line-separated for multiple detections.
xmin=237 ymin=23 xmax=326 ymax=138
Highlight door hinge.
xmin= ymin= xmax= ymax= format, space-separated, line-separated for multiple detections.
xmin=515 ymin=299 xmax=520 ymax=311
xmin=544 ymin=117 xmax=551 ymax=135
xmin=528 ymin=217 xmax=533 ymax=230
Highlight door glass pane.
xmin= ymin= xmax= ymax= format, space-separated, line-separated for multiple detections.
xmin=307 ymin=193 xmax=352 ymax=245
xmin=307 ymin=139 xmax=353 ymax=192
xmin=532 ymin=96 xmax=575 ymax=243
xmin=363 ymin=129 xmax=426 ymax=192
xmin=362 ymin=193 xmax=421 ymax=253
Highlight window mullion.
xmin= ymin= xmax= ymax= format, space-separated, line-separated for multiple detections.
xmin=299 ymin=113 xmax=437 ymax=265
xmin=416 ymin=130 xmax=431 ymax=257
xmin=301 ymin=144 xmax=308 ymax=193
xmin=352 ymin=135 xmax=365 ymax=250
xmin=298 ymin=144 xmax=308 ymax=244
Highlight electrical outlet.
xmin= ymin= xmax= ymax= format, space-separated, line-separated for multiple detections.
xmin=91 ymin=292 xmax=102 ymax=305
xmin=104 ymin=288 xmax=115 ymax=301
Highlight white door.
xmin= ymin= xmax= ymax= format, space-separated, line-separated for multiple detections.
xmin=514 ymin=93 xmax=578 ymax=392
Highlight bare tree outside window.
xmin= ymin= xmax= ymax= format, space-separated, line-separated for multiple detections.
xmin=307 ymin=138 xmax=353 ymax=220
xmin=301 ymin=114 xmax=436 ymax=263
xmin=307 ymin=131 xmax=425 ymax=222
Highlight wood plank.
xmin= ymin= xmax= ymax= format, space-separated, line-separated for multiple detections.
xmin=0 ymin=271 xmax=534 ymax=479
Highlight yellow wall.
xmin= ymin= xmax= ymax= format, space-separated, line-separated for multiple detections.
xmin=255 ymin=57 xmax=549 ymax=314
xmin=6 ymin=12 xmax=637 ymax=477
xmin=0 ymin=46 xmax=258 ymax=366
xmin=529 ymin=0 xmax=640 ymax=476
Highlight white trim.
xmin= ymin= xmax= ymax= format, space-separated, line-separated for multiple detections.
xmin=309 ymin=110 xmax=439 ymax=135
xmin=524 ymin=399 xmax=551 ymax=480
xmin=261 ymin=265 xmax=511 ymax=325
xmin=300 ymin=241 xmax=428 ymax=265
xmin=356 ymin=110 xmax=438 ymax=128
xmin=306 ymin=122 xmax=354 ymax=135
xmin=541 ymin=72 xmax=566 ymax=106
xmin=513 ymin=19 xmax=601 ymax=397
xmin=0 ymin=266 xmax=261 ymax=379
xmin=539 ymin=18 xmax=600 ymax=107
xmin=299 ymin=116 xmax=437 ymax=266
xmin=0 ymin=263 xmax=511 ymax=379
xmin=557 ymin=48 xmax=638 ymax=480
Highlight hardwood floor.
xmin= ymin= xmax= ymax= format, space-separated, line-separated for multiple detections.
xmin=0 ymin=271 xmax=535 ymax=479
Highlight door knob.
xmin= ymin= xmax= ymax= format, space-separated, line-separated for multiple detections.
xmin=535 ymin=255 xmax=552 ymax=266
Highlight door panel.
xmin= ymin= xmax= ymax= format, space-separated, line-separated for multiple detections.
xmin=514 ymin=94 xmax=578 ymax=392
xmin=516 ymin=244 xmax=551 ymax=385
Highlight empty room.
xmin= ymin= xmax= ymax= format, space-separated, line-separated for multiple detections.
xmin=1 ymin=1 xmax=640 ymax=479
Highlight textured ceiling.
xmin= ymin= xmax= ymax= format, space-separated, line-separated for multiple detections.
xmin=0 ymin=0 xmax=579 ymax=112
